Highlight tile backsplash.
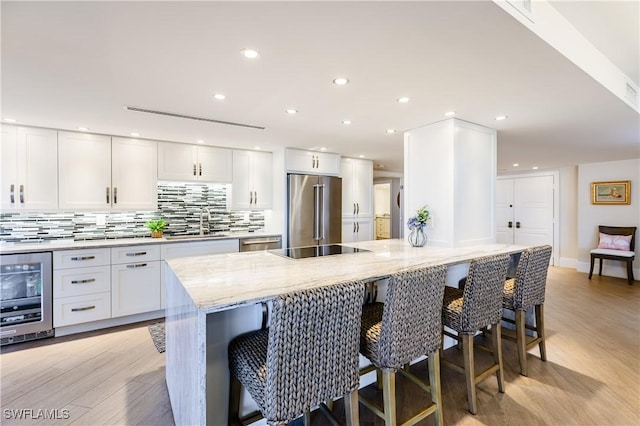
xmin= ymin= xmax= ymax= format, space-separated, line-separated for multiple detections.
xmin=0 ymin=183 xmax=264 ymax=243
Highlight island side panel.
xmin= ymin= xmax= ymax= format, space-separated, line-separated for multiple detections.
xmin=165 ymin=263 xmax=207 ymax=426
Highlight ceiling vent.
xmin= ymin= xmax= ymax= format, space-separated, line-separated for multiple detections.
xmin=124 ymin=106 xmax=266 ymax=130
xmin=625 ymin=82 xmax=639 ymax=107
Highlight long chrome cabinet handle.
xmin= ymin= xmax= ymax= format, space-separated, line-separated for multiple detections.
xmin=106 ymin=187 xmax=110 ymax=204
xmin=193 ymin=162 xmax=197 ymax=176
xmin=71 ymin=278 xmax=96 ymax=284
xmin=70 ymin=256 xmax=96 ymax=261
xmin=199 ymin=163 xmax=202 ymax=176
xmin=126 ymin=252 xmax=148 ymax=257
xmin=10 ymin=184 xmax=14 ymax=204
xmin=113 ymin=187 xmax=117 ymax=204
xmin=19 ymin=185 xmax=24 ymax=204
xmin=356 ymin=203 xmax=359 ymax=215
xmin=254 ymin=191 xmax=257 ymax=204
xmin=249 ymin=191 xmax=253 ymax=204
xmin=71 ymin=306 xmax=96 ymax=312
xmin=126 ymin=263 xmax=148 ymax=268
xmin=357 ymin=221 xmax=360 ymax=232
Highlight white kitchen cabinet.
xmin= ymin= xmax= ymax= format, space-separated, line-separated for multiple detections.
xmin=232 ymin=150 xmax=272 ymax=210
xmin=1 ymin=125 xmax=58 ymax=210
xmin=111 ymin=137 xmax=158 ymax=210
xmin=111 ymin=245 xmax=161 ymax=318
xmin=158 ymin=142 xmax=232 ymax=183
xmin=285 ymin=148 xmax=341 ymax=176
xmin=341 ymin=157 xmax=373 ymax=218
xmin=341 ymin=218 xmax=373 ymax=243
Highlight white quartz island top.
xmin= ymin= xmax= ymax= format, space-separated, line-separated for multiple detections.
xmin=166 ymin=239 xmax=524 ymax=314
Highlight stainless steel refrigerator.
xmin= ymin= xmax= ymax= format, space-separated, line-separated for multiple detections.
xmin=287 ymin=173 xmax=342 ymax=248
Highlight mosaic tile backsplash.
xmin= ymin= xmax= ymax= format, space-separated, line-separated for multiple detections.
xmin=0 ymin=183 xmax=265 ymax=242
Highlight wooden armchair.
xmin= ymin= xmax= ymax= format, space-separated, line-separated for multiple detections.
xmin=589 ymin=226 xmax=636 ymax=285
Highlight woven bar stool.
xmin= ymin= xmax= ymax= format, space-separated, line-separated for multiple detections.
xmin=359 ymin=265 xmax=447 ymax=426
xmin=441 ymin=254 xmax=510 ymax=415
xmin=228 ymin=280 xmax=364 ymax=426
xmin=502 ymin=245 xmax=552 ymax=376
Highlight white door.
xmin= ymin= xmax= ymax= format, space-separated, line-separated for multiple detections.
xmin=111 ymin=137 xmax=158 ymax=210
xmin=341 ymin=219 xmax=356 ymax=243
xmin=355 ymin=217 xmax=374 ymax=242
xmin=251 ymin=151 xmax=273 ymax=210
xmin=514 ymin=176 xmax=554 ymax=248
xmin=341 ymin=158 xmax=356 ymax=216
xmin=19 ymin=127 xmax=58 ymax=210
xmin=157 ymin=142 xmax=198 ymax=182
xmin=231 ymin=150 xmax=253 ymax=210
xmin=496 ymin=179 xmax=514 ymax=244
xmin=1 ymin=125 xmax=18 ymax=210
xmin=354 ymin=159 xmax=373 ymax=217
xmin=197 ymin=146 xmax=233 ymax=183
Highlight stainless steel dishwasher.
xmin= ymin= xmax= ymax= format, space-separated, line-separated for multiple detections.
xmin=239 ymin=236 xmax=282 ymax=252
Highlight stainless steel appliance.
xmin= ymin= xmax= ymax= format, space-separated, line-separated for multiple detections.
xmin=239 ymin=236 xmax=282 ymax=252
xmin=287 ymin=173 xmax=342 ymax=248
xmin=270 ymin=244 xmax=370 ymax=260
xmin=0 ymin=252 xmax=53 ymax=345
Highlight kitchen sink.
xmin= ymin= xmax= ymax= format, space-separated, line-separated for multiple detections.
xmin=164 ymin=234 xmax=229 ymax=240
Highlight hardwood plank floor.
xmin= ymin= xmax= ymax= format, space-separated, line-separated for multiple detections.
xmin=1 ymin=267 xmax=638 ymax=425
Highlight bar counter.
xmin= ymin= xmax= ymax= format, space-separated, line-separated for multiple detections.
xmin=164 ymin=239 xmax=524 ymax=425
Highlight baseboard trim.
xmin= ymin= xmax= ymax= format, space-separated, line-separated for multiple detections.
xmin=576 ymin=261 xmax=638 ymax=281
xmin=558 ymin=257 xmax=577 ymax=269
xmin=55 ymin=310 xmax=164 ymax=337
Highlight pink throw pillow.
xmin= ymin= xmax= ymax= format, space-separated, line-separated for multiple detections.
xmin=598 ymin=233 xmax=632 ymax=251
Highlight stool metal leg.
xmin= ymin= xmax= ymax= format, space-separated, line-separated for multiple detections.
xmin=515 ymin=310 xmax=528 ymax=376
xmin=462 ymin=333 xmax=477 ymax=414
xmin=344 ymin=390 xmax=359 ymax=426
xmin=382 ymin=369 xmax=397 ymax=425
xmin=427 ymin=350 xmax=443 ymax=426
xmin=535 ymin=304 xmax=547 ymax=361
xmin=492 ymin=322 xmax=505 ymax=392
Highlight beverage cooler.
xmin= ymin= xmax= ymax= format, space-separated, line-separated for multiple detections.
xmin=0 ymin=252 xmax=53 ymax=345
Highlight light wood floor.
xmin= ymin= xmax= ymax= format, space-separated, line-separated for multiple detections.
xmin=1 ymin=267 xmax=638 ymax=425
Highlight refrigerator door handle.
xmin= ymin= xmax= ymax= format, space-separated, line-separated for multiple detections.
xmin=313 ymin=184 xmax=321 ymax=240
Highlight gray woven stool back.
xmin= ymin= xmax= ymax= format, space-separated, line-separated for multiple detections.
xmin=459 ymin=254 xmax=510 ymax=332
xmin=510 ymin=245 xmax=552 ymax=310
xmin=234 ymin=280 xmax=364 ymax=425
xmin=368 ymin=265 xmax=447 ymax=369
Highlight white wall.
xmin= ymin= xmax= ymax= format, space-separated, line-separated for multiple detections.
xmin=558 ymin=166 xmax=579 ymax=267
xmin=374 ymin=184 xmax=391 ymax=216
xmin=577 ymin=159 xmax=640 ymax=279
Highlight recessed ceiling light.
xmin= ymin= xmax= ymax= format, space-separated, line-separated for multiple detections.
xmin=213 ymin=93 xmax=226 ymax=100
xmin=320 ymin=147 xmax=327 ymax=151
xmin=444 ymin=111 xmax=456 ymax=117
xmin=397 ymin=97 xmax=410 ymax=103
xmin=285 ymin=109 xmax=298 ymax=115
xmin=4 ymin=118 xmax=17 ymax=123
xmin=378 ymin=164 xmax=385 ymax=168
xmin=254 ymin=146 xmax=261 ymax=150
xmin=130 ymin=132 xmax=140 ymax=137
xmin=77 ymin=126 xmax=89 ymax=131
xmin=513 ymin=163 xmax=519 ymax=167
xmin=241 ymin=48 xmax=259 ymax=59
xmin=333 ymin=77 xmax=349 ymax=86
xmin=359 ymin=155 xmax=365 ymax=158
xmin=342 ymin=120 xmax=351 ymax=125
xmin=495 ymin=115 xmax=508 ymax=121
xmin=197 ymin=139 xmax=204 ymax=144
xmin=532 ymin=166 xmax=539 ymax=170
xmin=386 ymin=129 xmax=396 ymax=134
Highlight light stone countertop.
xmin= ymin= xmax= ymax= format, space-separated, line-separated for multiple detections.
xmin=166 ymin=239 xmax=525 ymax=314
xmin=0 ymin=231 xmax=281 ymax=254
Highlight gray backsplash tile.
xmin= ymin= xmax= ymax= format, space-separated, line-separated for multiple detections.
xmin=0 ymin=183 xmax=264 ymax=242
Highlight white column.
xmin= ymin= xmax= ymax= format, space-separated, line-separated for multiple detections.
xmin=404 ymin=118 xmax=497 ymax=247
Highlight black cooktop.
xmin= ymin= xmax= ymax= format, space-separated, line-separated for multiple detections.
xmin=270 ymin=244 xmax=371 ymax=259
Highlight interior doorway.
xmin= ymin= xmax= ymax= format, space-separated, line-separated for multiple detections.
xmin=374 ymin=178 xmax=402 ymax=239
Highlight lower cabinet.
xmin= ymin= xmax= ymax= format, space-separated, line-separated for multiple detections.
xmin=111 ymin=259 xmax=161 ymax=318
xmin=342 ymin=218 xmax=374 ymax=242
xmin=54 ymin=293 xmax=111 ymax=327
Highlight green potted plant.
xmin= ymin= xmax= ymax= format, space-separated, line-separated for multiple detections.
xmin=147 ymin=219 xmax=167 ymax=238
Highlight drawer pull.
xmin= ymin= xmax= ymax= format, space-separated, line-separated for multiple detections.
xmin=70 ymin=256 xmax=96 ymax=261
xmin=126 ymin=263 xmax=148 ymax=268
xmin=125 ymin=252 xmax=148 ymax=257
xmin=71 ymin=305 xmax=96 ymax=312
xmin=71 ymin=278 xmax=96 ymax=284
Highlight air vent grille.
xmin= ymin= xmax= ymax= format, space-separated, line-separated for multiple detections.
xmin=125 ymin=106 xmax=266 ymax=130
xmin=625 ymin=83 xmax=639 ymax=107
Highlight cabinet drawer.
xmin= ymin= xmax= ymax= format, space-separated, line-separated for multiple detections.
xmin=53 ymin=292 xmax=111 ymax=327
xmin=161 ymin=239 xmax=239 ymax=259
xmin=54 ymin=248 xmax=110 ymax=269
xmin=111 ymin=245 xmax=160 ymax=264
xmin=54 ymin=266 xmax=111 ymax=298
xmin=111 ymin=261 xmax=161 ymax=318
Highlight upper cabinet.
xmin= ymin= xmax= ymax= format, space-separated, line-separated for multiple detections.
xmin=157 ymin=142 xmax=232 ymax=183
xmin=232 ymin=150 xmax=272 ymax=210
xmin=58 ymin=132 xmax=157 ymax=210
xmin=285 ymin=148 xmax=341 ymax=176
xmin=1 ymin=126 xmax=58 ymax=211
xmin=341 ymin=157 xmax=373 ymax=218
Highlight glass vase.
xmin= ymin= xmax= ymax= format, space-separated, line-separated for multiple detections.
xmin=408 ymin=228 xmax=427 ymax=247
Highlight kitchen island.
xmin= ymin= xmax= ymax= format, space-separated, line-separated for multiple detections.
xmin=165 ymin=239 xmax=525 ymax=425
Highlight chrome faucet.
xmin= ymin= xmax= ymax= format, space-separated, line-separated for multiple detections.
xmin=199 ymin=207 xmax=212 ymax=236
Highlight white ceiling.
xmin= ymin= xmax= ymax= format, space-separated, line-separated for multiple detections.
xmin=2 ymin=1 xmax=639 ymax=174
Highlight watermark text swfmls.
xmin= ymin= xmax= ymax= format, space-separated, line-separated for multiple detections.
xmin=3 ymin=409 xmax=70 ymax=420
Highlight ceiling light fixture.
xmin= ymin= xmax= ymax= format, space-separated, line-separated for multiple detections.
xmin=320 ymin=147 xmax=327 ymax=151
xmin=444 ymin=111 xmax=456 ymax=117
xmin=495 ymin=115 xmax=508 ymax=121
xmin=333 ymin=77 xmax=349 ymax=86
xmin=285 ymin=109 xmax=298 ymax=115
xmin=77 ymin=126 xmax=89 ymax=131
xmin=254 ymin=146 xmax=261 ymax=150
xmin=4 ymin=118 xmax=17 ymax=123
xmin=397 ymin=97 xmax=410 ymax=103
xmin=532 ymin=166 xmax=539 ymax=170
xmin=513 ymin=163 xmax=519 ymax=167
xmin=359 ymin=155 xmax=365 ymax=158
xmin=342 ymin=120 xmax=351 ymax=125
xmin=130 ymin=132 xmax=140 ymax=137
xmin=197 ymin=139 xmax=204 ymax=144
xmin=241 ymin=48 xmax=259 ymax=59
xmin=386 ymin=129 xmax=396 ymax=134
xmin=213 ymin=93 xmax=226 ymax=100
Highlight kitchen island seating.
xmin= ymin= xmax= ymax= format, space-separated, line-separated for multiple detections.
xmin=359 ymin=265 xmax=448 ymax=426
xmin=501 ymin=245 xmax=552 ymax=376
xmin=227 ymin=280 xmax=365 ymax=426
xmin=441 ymin=254 xmax=510 ymax=414
xmin=589 ymin=226 xmax=636 ymax=285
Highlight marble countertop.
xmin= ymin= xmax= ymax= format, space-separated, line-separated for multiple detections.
xmin=166 ymin=239 xmax=525 ymax=314
xmin=0 ymin=231 xmax=281 ymax=254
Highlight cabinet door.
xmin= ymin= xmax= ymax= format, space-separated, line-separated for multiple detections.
xmin=58 ymin=132 xmax=111 ymax=210
xmin=0 ymin=125 xmax=18 ymax=210
xmin=341 ymin=158 xmax=356 ymax=216
xmin=111 ymin=261 xmax=161 ymax=317
xmin=286 ymin=148 xmax=317 ymax=174
xmin=314 ymin=152 xmax=342 ymax=175
xmin=342 ymin=219 xmax=356 ymax=243
xmin=112 ymin=137 xmax=158 ymax=210
xmin=232 ymin=150 xmax=253 ymax=209
xmin=355 ymin=217 xmax=374 ymax=242
xmin=197 ymin=146 xmax=232 ymax=183
xmin=251 ymin=151 xmax=272 ymax=209
xmin=158 ymin=142 xmax=198 ymax=181
xmin=18 ymin=127 xmax=58 ymax=210
xmin=353 ymin=159 xmax=373 ymax=217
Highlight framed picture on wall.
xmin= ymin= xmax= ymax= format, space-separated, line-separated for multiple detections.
xmin=591 ymin=180 xmax=631 ymax=205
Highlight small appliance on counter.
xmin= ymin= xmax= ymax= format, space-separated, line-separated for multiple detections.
xmin=1 ymin=252 xmax=54 ymax=345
